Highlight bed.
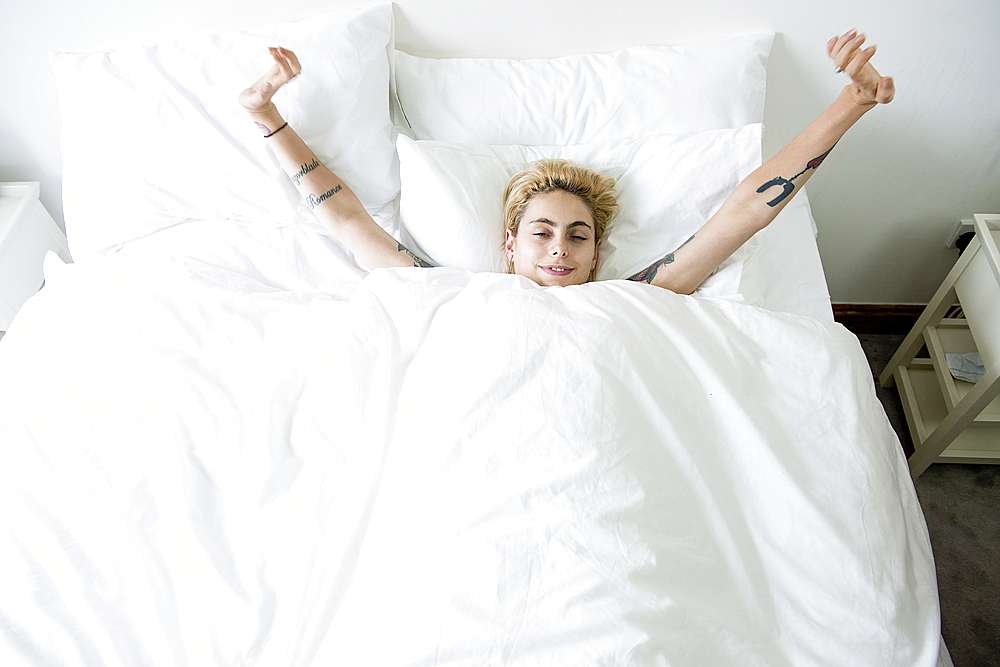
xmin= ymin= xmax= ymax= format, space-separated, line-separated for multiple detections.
xmin=0 ymin=4 xmax=946 ymax=665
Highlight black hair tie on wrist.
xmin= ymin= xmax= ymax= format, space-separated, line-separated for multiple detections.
xmin=264 ymin=122 xmax=288 ymax=138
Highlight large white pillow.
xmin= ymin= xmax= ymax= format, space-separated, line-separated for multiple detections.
xmin=52 ymin=4 xmax=397 ymax=257
xmin=396 ymin=124 xmax=762 ymax=296
xmin=392 ymin=33 xmax=773 ymax=145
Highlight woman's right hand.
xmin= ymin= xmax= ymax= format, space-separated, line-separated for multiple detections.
xmin=239 ymin=47 xmax=301 ymax=131
xmin=827 ymin=31 xmax=894 ymax=108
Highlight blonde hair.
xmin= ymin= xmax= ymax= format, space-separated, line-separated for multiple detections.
xmin=503 ymin=159 xmax=618 ymax=282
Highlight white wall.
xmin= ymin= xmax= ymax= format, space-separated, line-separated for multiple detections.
xmin=2 ymin=0 xmax=998 ymax=304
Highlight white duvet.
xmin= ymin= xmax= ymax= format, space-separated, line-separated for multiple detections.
xmin=0 ymin=253 xmax=939 ymax=666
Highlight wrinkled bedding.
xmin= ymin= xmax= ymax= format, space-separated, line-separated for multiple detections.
xmin=0 ymin=254 xmax=939 ymax=666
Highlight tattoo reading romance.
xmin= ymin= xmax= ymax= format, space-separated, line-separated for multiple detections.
xmin=306 ymin=185 xmax=342 ymax=209
xmin=756 ymin=145 xmax=837 ymax=207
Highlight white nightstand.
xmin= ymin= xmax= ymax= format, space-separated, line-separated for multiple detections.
xmin=0 ymin=182 xmax=72 ymax=331
xmin=880 ymin=214 xmax=1000 ymax=477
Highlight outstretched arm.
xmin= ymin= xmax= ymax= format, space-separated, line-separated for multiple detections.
xmin=631 ymin=30 xmax=894 ymax=294
xmin=240 ymin=47 xmax=433 ymax=270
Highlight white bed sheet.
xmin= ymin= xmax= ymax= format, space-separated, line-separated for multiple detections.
xmin=0 ymin=249 xmax=939 ymax=665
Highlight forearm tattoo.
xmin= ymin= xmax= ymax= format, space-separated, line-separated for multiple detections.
xmin=398 ymin=244 xmax=434 ymax=268
xmin=756 ymin=144 xmax=837 ymax=207
xmin=629 ymin=235 xmax=695 ymax=284
xmin=305 ymin=185 xmax=342 ymax=209
xmin=290 ymin=158 xmax=320 ymax=186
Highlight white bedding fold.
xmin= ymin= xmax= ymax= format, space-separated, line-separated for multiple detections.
xmin=0 ymin=259 xmax=939 ymax=666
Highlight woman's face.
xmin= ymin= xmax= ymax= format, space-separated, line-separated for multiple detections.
xmin=505 ymin=190 xmax=599 ymax=287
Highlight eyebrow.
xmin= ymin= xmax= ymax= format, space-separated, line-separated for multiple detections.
xmin=528 ymin=218 xmax=593 ymax=231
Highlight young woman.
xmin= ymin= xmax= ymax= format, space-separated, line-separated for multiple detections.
xmin=239 ymin=30 xmax=893 ymax=293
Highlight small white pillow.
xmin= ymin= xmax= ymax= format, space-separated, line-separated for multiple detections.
xmin=52 ymin=4 xmax=397 ymax=257
xmin=396 ymin=124 xmax=762 ymax=296
xmin=393 ymin=33 xmax=773 ymax=145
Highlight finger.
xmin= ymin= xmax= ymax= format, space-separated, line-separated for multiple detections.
xmin=268 ymin=47 xmax=287 ymax=77
xmin=844 ymin=44 xmax=877 ymax=78
xmin=831 ymin=30 xmax=864 ymax=70
xmin=279 ymin=47 xmax=302 ymax=75
xmin=827 ymin=34 xmax=847 ymax=60
xmin=832 ymin=30 xmax=859 ymax=58
xmin=271 ymin=46 xmax=299 ymax=83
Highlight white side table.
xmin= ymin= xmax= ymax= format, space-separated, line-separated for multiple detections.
xmin=0 ymin=182 xmax=72 ymax=331
xmin=880 ymin=214 xmax=1000 ymax=477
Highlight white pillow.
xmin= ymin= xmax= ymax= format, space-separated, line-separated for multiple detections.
xmin=396 ymin=124 xmax=762 ymax=296
xmin=392 ymin=33 xmax=773 ymax=145
xmin=52 ymin=4 xmax=397 ymax=257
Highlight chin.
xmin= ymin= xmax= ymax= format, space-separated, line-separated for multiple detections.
xmin=536 ymin=272 xmax=587 ymax=287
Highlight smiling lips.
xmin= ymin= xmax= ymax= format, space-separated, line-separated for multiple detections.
xmin=540 ymin=265 xmax=574 ymax=276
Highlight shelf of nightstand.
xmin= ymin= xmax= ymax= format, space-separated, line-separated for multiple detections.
xmin=895 ymin=363 xmax=1000 ymax=463
xmin=880 ymin=213 xmax=1000 ymax=477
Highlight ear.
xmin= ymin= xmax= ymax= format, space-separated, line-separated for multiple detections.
xmin=504 ymin=229 xmax=516 ymax=260
xmin=591 ymin=237 xmax=601 ymax=270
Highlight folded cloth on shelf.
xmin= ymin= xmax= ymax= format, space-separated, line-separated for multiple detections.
xmin=946 ymin=352 xmax=985 ymax=383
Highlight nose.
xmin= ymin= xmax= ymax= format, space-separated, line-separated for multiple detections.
xmin=549 ymin=238 xmax=567 ymax=257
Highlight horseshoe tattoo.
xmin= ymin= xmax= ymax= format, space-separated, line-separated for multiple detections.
xmin=756 ymin=176 xmax=796 ymax=207
xmin=756 ymin=145 xmax=837 ymax=207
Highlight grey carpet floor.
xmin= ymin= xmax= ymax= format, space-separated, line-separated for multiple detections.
xmin=857 ymin=333 xmax=1000 ymax=666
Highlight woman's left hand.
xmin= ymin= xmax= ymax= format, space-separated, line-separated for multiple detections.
xmin=239 ymin=46 xmax=302 ymax=117
xmin=828 ymin=30 xmax=895 ymax=107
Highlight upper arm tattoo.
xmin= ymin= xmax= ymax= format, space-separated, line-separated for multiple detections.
xmin=398 ymin=244 xmax=435 ymax=268
xmin=629 ymin=253 xmax=675 ymax=284
xmin=755 ymin=144 xmax=837 ymax=207
xmin=628 ymin=235 xmax=694 ymax=284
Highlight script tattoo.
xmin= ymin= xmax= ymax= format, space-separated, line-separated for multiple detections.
xmin=629 ymin=235 xmax=695 ymax=284
xmin=306 ymin=185 xmax=342 ymax=209
xmin=398 ymin=244 xmax=434 ymax=268
xmin=756 ymin=144 xmax=837 ymax=207
xmin=290 ymin=158 xmax=320 ymax=186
